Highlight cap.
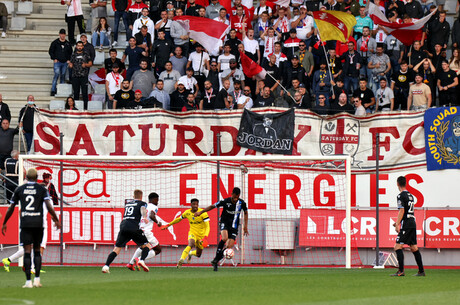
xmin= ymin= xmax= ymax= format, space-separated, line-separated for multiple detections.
xmin=135 ymin=89 xmax=142 ymax=94
xmin=379 ymin=76 xmax=387 ymax=82
xmin=80 ymin=33 xmax=87 ymax=37
xmin=166 ymin=0 xmax=173 ymax=4
xmin=177 ymin=80 xmax=185 ymax=86
xmin=229 ymin=58 xmax=237 ymax=63
xmin=59 ymin=28 xmax=66 ymax=34
xmin=300 ymin=5 xmax=307 ymax=9
xmin=289 ymin=28 xmax=297 ymax=34
xmin=298 ymin=83 xmax=306 ymax=88
xmin=292 ymin=55 xmax=299 ymax=60
xmin=43 ymin=173 xmax=51 ymax=179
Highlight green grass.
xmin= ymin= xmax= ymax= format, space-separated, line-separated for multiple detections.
xmin=1 ymin=267 xmax=460 ymax=305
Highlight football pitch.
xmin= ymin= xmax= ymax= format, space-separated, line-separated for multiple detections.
xmin=1 ymin=267 xmax=460 ymax=305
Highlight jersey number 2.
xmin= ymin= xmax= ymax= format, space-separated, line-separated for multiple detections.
xmin=25 ymin=195 xmax=35 ymax=211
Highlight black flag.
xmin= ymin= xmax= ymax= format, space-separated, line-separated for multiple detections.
xmin=237 ymin=109 xmax=295 ymax=155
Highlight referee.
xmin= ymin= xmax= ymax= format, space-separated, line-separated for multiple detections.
xmin=1 ymin=168 xmax=61 ymax=288
xmin=391 ymin=176 xmax=425 ymax=277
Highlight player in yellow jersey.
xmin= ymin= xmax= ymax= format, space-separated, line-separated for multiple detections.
xmin=161 ymin=198 xmax=210 ymax=268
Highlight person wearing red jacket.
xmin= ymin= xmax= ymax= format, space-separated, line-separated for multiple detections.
xmin=230 ymin=6 xmax=251 ymax=41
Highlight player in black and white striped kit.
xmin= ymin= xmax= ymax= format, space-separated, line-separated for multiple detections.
xmin=1 ymin=168 xmax=61 ymax=288
xmin=391 ymin=176 xmax=425 ymax=277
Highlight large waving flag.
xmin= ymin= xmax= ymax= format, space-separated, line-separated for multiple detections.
xmin=368 ymin=2 xmax=436 ymax=46
xmin=239 ymin=51 xmax=266 ymax=80
xmin=174 ymin=16 xmax=230 ymax=55
xmin=312 ymin=11 xmax=357 ymax=42
xmin=272 ymin=0 xmax=291 ymax=7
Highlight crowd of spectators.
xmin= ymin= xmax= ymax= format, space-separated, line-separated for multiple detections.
xmin=42 ymin=0 xmax=460 ymax=113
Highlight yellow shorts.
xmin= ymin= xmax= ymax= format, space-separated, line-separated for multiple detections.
xmin=188 ymin=232 xmax=205 ymax=250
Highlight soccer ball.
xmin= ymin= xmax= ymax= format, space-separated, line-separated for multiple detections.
xmin=223 ymin=248 xmax=234 ymax=259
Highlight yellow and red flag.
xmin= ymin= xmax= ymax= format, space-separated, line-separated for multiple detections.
xmin=312 ymin=11 xmax=357 ymax=43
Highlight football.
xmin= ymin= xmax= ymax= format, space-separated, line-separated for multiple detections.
xmin=224 ymin=248 xmax=234 ymax=259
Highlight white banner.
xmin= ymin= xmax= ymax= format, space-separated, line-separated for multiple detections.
xmin=33 ymin=108 xmax=426 ymax=173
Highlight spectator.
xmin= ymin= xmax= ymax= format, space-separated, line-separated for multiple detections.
xmin=353 ymin=96 xmax=366 ymax=116
xmin=187 ymin=44 xmax=210 ymax=91
xmin=112 ymin=0 xmax=131 ymax=47
xmin=0 ymin=94 xmax=11 ymax=122
xmin=170 ymin=8 xmax=190 ymax=56
xmin=413 ymin=58 xmax=436 ymax=105
xmin=408 ymin=73 xmax=432 ymax=111
xmin=151 ymin=29 xmax=174 ymax=77
xmin=283 ymin=29 xmax=302 ymax=60
xmin=81 ymin=34 xmax=96 ymax=63
xmin=0 ymin=119 xmax=18 ymax=169
xmin=199 ymin=80 xmax=217 ymax=110
xmin=263 ymin=54 xmax=281 ymax=94
xmin=207 ymin=60 xmax=220 ymax=90
xmin=130 ymin=59 xmax=156 ymax=97
xmin=357 ymin=26 xmax=376 ymax=82
xmin=404 ymin=0 xmax=424 ymax=20
xmin=330 ymin=93 xmax=355 ymax=114
xmin=406 ymin=40 xmax=427 ymax=70
xmin=291 ymin=5 xmax=314 ymax=46
xmin=374 ymin=77 xmax=394 ymax=111
xmin=254 ymin=0 xmax=272 ymax=20
xmin=65 ymin=96 xmax=78 ymax=110
xmin=313 ymin=60 xmax=332 ymax=104
xmin=104 ymin=49 xmax=126 ymax=74
xmin=113 ymin=79 xmax=135 ymax=109
xmin=0 ymin=1 xmax=8 ymax=38
xmin=90 ymin=0 xmax=107 ymax=34
xmin=328 ymin=49 xmax=343 ymax=81
xmin=330 ymin=78 xmax=348 ymax=104
xmin=267 ymin=42 xmax=288 ymax=69
xmin=226 ymin=29 xmax=242 ymax=58
xmin=49 ymin=29 xmax=72 ymax=96
xmin=65 ymin=0 xmax=84 ymax=45
xmin=354 ymin=6 xmax=373 ymax=40
xmin=285 ymin=78 xmax=300 ymax=106
xmin=383 ymin=33 xmax=404 ymax=74
xmin=127 ymin=89 xmax=145 ymax=109
xmin=427 ymin=11 xmax=450 ymax=52
xmin=312 ymin=94 xmax=330 ymax=115
xmin=18 ymin=96 xmax=36 ymax=152
xmin=218 ymin=44 xmax=236 ymax=72
xmin=178 ymin=67 xmax=199 ymax=96
xmin=221 ymin=58 xmax=245 ymax=93
xmin=106 ymin=63 xmax=124 ymax=109
xmin=254 ymin=86 xmax=275 ymax=108
xmin=353 ymin=78 xmax=376 ymax=113
xmin=214 ymin=8 xmax=230 ymax=30
xmin=133 ymin=7 xmax=155 ymax=44
xmin=229 ymin=80 xmax=244 ymax=106
xmin=242 ymin=28 xmax=260 ymax=63
xmin=236 ymin=86 xmax=253 ymax=109
xmin=122 ymin=37 xmax=147 ymax=81
xmin=260 ymin=27 xmax=280 ymax=61
xmin=128 ymin=0 xmax=149 ymax=45
xmin=134 ymin=25 xmax=152 ymax=58
xmin=452 ymin=17 xmax=460 ymax=50
xmin=205 ymin=0 xmax=223 ymax=20
xmin=368 ymin=44 xmax=391 ymax=90
xmin=273 ymin=7 xmax=291 ymax=42
xmin=155 ymin=11 xmax=172 ymax=39
xmin=292 ymin=85 xmax=311 ymax=109
xmin=170 ymin=81 xmax=190 ymax=111
xmin=4 ymin=150 xmax=19 ymax=199
xmin=340 ymin=40 xmax=362 ymax=93
xmin=92 ymin=17 xmax=111 ymax=52
xmin=149 ymin=80 xmax=170 ymax=109
xmin=428 ymin=43 xmax=446 ymax=74
xmin=42 ymin=173 xmax=59 ymax=206
xmin=294 ymin=41 xmax=314 ymax=90
xmin=159 ymin=61 xmax=181 ymax=94
xmin=214 ymin=79 xmax=232 ymax=109
xmin=324 ymin=0 xmax=341 ymax=11
xmin=69 ymin=41 xmax=92 ymax=110
xmin=185 ymin=0 xmax=203 ymax=16
xmin=170 ymin=46 xmax=188 ymax=76
xmin=182 ymin=93 xmax=198 ymax=111
xmin=391 ymin=60 xmax=414 ymax=110
xmin=283 ymin=55 xmax=306 ymax=89
xmin=230 ymin=7 xmax=250 ymax=41
xmin=449 ymin=48 xmax=460 ymax=100
xmin=437 ymin=60 xmax=459 ymax=106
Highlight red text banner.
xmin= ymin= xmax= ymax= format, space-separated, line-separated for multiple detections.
xmin=33 ymin=109 xmax=426 ymax=173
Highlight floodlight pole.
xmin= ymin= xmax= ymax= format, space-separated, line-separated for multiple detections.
xmin=59 ymin=133 xmax=64 ymax=266
xmin=375 ymin=133 xmax=380 ymax=267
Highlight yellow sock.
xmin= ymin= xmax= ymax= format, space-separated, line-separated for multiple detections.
xmin=189 ymin=250 xmax=197 ymax=257
xmin=180 ymin=246 xmax=192 ymax=260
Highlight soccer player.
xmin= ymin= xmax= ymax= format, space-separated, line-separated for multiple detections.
xmin=126 ymin=192 xmax=162 ymax=271
xmin=1 ymin=168 xmax=61 ymax=288
xmin=102 ymin=189 xmax=151 ymax=273
xmin=162 ymin=198 xmax=210 ymax=268
xmin=391 ymin=176 xmax=425 ymax=277
xmin=195 ymin=187 xmax=248 ymax=271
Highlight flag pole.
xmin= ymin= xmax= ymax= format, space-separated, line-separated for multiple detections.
xmin=265 ymin=73 xmax=297 ymax=104
xmin=315 ymin=29 xmax=335 ymax=96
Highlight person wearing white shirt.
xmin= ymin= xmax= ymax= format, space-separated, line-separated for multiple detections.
xmin=177 ymin=67 xmax=199 ymax=96
xmin=65 ymin=0 xmax=84 ymax=45
xmin=217 ymin=44 xmax=236 ymax=72
xmin=353 ymin=96 xmax=366 ymax=116
xmin=242 ymin=28 xmax=260 ymax=64
xmin=273 ymin=7 xmax=291 ymax=41
xmin=105 ymin=64 xmax=123 ymax=109
xmin=132 ymin=7 xmax=155 ymax=44
xmin=213 ymin=7 xmax=230 ymax=26
xmin=290 ymin=5 xmax=314 ymax=43
xmin=187 ymin=45 xmax=210 ymax=91
xmin=237 ymin=86 xmax=254 ymax=109
xmin=254 ymin=0 xmax=272 ymax=20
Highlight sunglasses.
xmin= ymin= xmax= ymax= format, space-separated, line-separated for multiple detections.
xmin=211 ymin=64 xmax=217 ymax=67
xmin=243 ymin=90 xmax=250 ymax=92
xmin=299 ymin=44 xmax=306 ymax=47
xmin=318 ymin=97 xmax=325 ymax=99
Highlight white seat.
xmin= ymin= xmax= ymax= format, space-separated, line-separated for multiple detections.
xmin=2 ymin=1 xmax=14 ymax=15
xmin=75 ymin=100 xmax=84 ymax=110
xmin=56 ymin=84 xmax=73 ymax=97
xmin=49 ymin=100 xmax=65 ymax=110
xmin=16 ymin=1 xmax=33 ymax=14
xmin=93 ymin=50 xmax=105 ymax=65
xmin=87 ymin=100 xmax=104 ymax=111
xmin=94 ymin=84 xmax=106 ymax=95
xmin=9 ymin=17 xmax=26 ymax=31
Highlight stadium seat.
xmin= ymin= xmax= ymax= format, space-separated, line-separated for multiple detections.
xmin=87 ymin=100 xmax=104 ymax=111
xmin=56 ymin=84 xmax=73 ymax=98
xmin=94 ymin=84 xmax=106 ymax=95
xmin=94 ymin=51 xmax=105 ymax=65
xmin=16 ymin=1 xmax=33 ymax=14
xmin=107 ymin=5 xmax=115 ymax=17
xmin=2 ymin=1 xmax=14 ymax=15
xmin=9 ymin=17 xmax=26 ymax=31
xmin=49 ymin=100 xmax=65 ymax=110
xmin=75 ymin=100 xmax=84 ymax=110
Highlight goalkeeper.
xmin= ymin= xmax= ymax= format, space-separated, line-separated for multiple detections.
xmin=162 ymin=198 xmax=210 ymax=268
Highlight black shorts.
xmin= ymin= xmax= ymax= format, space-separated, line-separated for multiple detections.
xmin=20 ymin=227 xmax=44 ymax=247
xmin=220 ymin=222 xmax=239 ymax=240
xmin=396 ymin=227 xmax=417 ymax=245
xmin=115 ymin=228 xmax=148 ymax=248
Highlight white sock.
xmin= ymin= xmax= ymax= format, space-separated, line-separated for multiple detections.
xmin=130 ymin=248 xmax=143 ymax=264
xmin=9 ymin=248 xmax=24 ymax=262
xmin=146 ymin=250 xmax=156 ymax=260
xmin=34 ymin=277 xmax=40 ymax=282
xmin=25 ymin=280 xmax=31 ymax=285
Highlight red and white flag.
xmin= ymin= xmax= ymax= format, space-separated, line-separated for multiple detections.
xmin=239 ymin=51 xmax=266 ymax=80
xmin=272 ymin=0 xmax=290 ymax=7
xmin=174 ymin=16 xmax=230 ymax=55
xmin=368 ymin=2 xmax=436 ymax=46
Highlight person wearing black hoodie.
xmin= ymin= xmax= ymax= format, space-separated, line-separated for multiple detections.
xmin=48 ymin=29 xmax=72 ymax=96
